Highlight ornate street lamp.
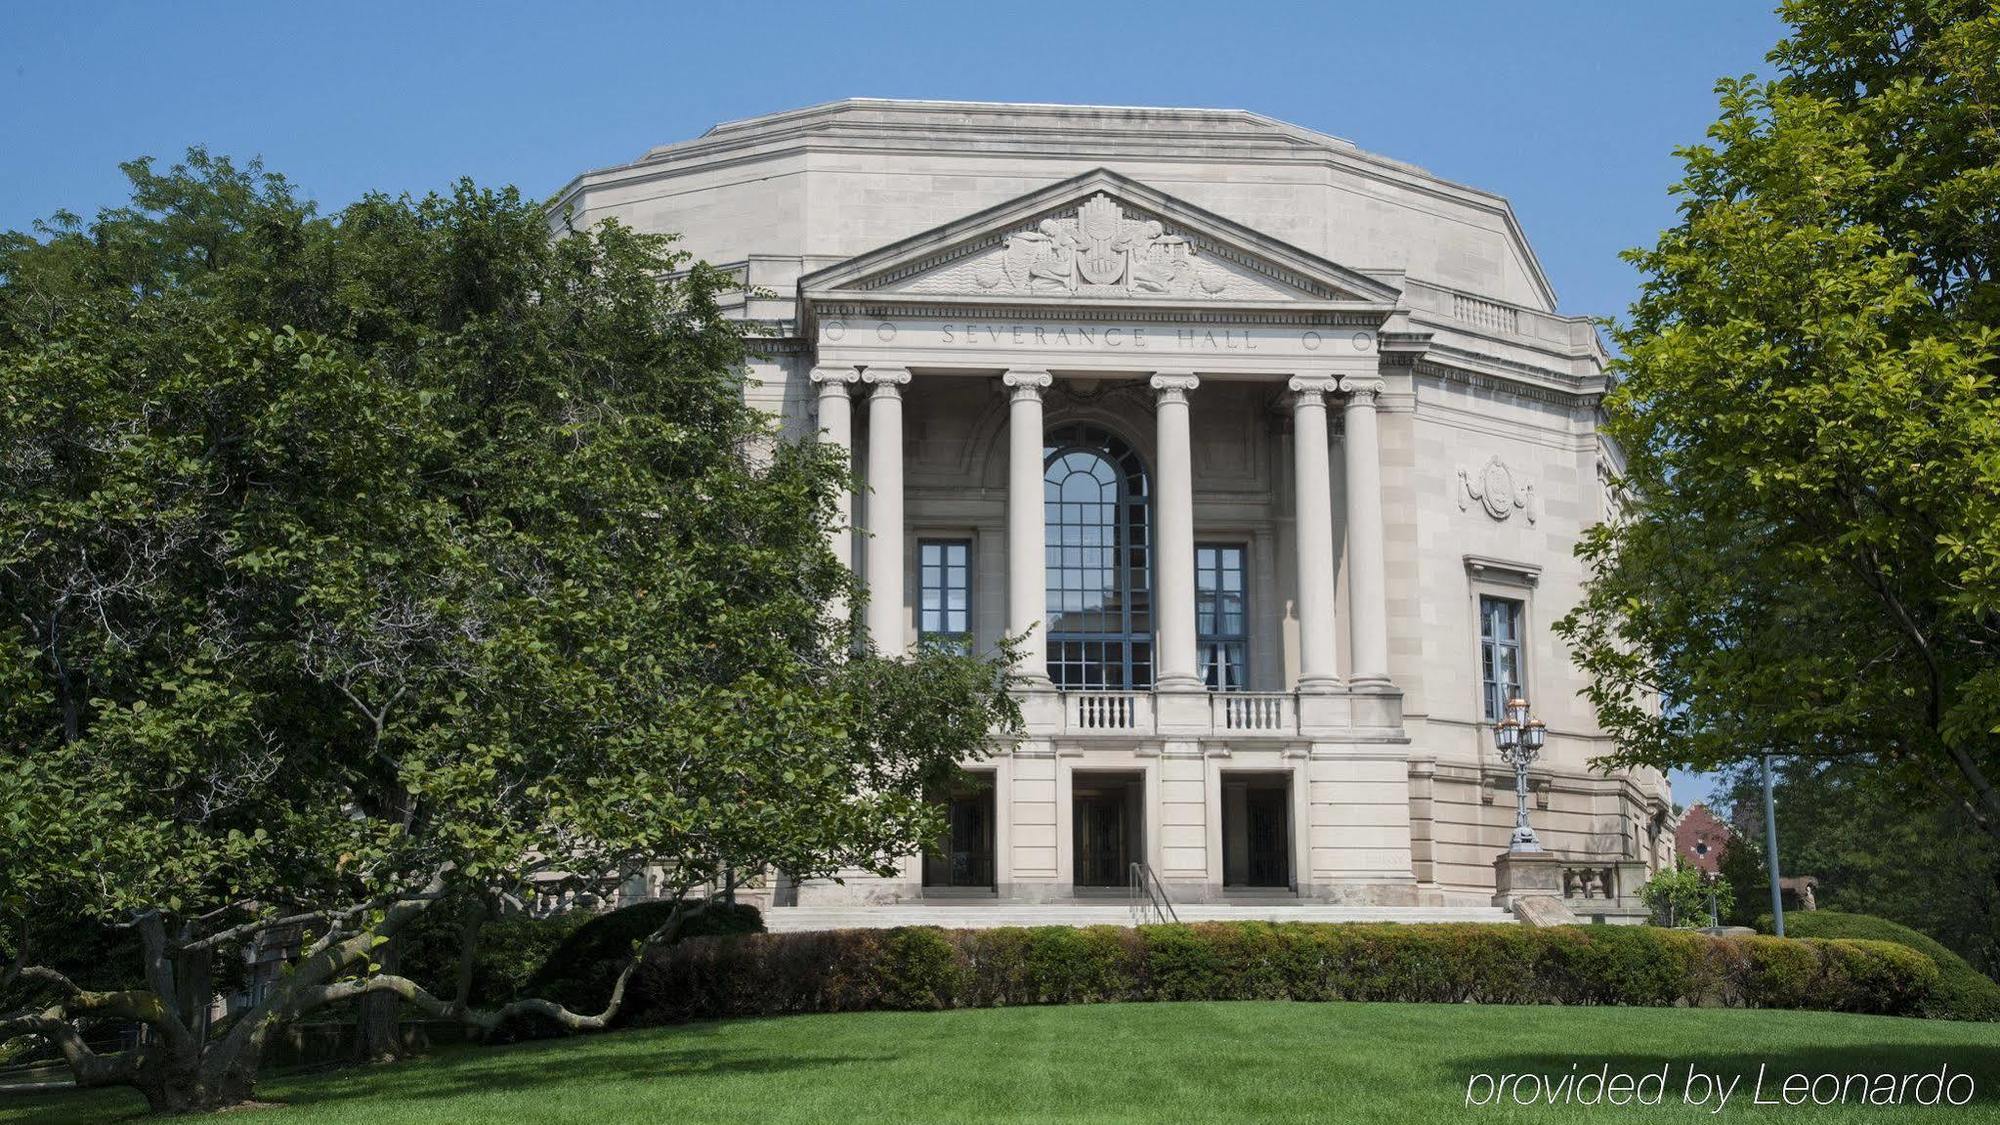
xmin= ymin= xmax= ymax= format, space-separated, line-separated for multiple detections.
xmin=1492 ymin=696 xmax=1546 ymax=853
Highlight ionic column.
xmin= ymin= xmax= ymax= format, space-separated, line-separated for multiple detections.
xmin=1003 ymin=369 xmax=1053 ymax=682
xmin=1151 ymin=372 xmax=1203 ymax=691
xmin=1288 ymin=376 xmax=1342 ymax=693
xmin=1341 ymin=376 xmax=1390 ymax=685
xmin=810 ymin=365 xmax=861 ymax=567
xmin=862 ymin=366 xmax=911 ymax=657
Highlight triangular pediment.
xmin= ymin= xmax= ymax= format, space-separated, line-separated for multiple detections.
xmin=799 ymin=168 xmax=1400 ymax=310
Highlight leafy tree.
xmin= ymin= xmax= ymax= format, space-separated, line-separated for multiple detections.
xmin=1640 ymin=861 xmax=1732 ymax=928
xmin=1713 ymin=818 xmax=1772 ymax=929
xmin=0 ymin=150 xmax=1019 ymax=1112
xmin=1558 ymin=2 xmax=2000 ymax=842
xmin=1719 ymin=760 xmax=2000 ymax=972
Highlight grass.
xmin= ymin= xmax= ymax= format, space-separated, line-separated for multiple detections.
xmin=6 ymin=1002 xmax=1999 ymax=1123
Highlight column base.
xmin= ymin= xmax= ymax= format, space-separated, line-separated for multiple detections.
xmin=1295 ymin=674 xmax=1344 ymax=695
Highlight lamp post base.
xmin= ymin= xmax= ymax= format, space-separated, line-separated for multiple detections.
xmin=1492 ymin=849 xmax=1564 ymax=910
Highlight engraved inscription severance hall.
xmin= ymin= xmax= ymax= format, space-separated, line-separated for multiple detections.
xmin=554 ymin=100 xmax=1672 ymax=919
xmin=830 ymin=321 xmax=1356 ymax=355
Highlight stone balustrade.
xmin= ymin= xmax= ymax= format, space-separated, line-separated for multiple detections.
xmin=1043 ymin=689 xmax=1306 ymax=738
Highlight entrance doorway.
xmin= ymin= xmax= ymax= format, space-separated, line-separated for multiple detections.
xmin=1072 ymin=771 xmax=1144 ymax=887
xmin=1222 ymin=773 xmax=1293 ymax=889
xmin=922 ymin=776 xmax=996 ymax=890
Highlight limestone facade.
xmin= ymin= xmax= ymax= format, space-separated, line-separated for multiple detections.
xmin=555 ymin=100 xmax=1675 ymax=907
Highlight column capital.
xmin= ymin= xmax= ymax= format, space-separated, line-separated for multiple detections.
xmin=1340 ymin=375 xmax=1387 ymax=404
xmin=861 ymin=366 xmax=912 ymax=395
xmin=1002 ymin=368 xmax=1054 ymax=401
xmin=810 ymin=365 xmax=860 ymax=393
xmin=1287 ymin=375 xmax=1341 ymax=401
xmin=1148 ymin=371 xmax=1201 ymax=404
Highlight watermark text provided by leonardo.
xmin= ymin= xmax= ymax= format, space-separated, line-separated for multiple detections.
xmin=1465 ymin=1063 xmax=1975 ymax=1112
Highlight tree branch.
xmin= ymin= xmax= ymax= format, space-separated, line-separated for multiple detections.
xmin=0 ymin=1010 xmax=143 ymax=1087
xmin=1853 ymin=543 xmax=2000 ymax=842
xmin=306 ymin=896 xmax=705 ymax=1034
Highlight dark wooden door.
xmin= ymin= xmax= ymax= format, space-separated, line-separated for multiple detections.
xmin=1245 ymin=788 xmax=1290 ymax=887
xmin=1074 ymin=793 xmax=1128 ymax=886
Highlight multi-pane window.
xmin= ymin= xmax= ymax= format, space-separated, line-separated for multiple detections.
xmin=1044 ymin=424 xmax=1152 ymax=689
xmin=1480 ymin=595 xmax=1524 ymax=721
xmin=918 ymin=539 xmax=972 ymax=653
xmin=1196 ymin=543 xmax=1248 ymax=690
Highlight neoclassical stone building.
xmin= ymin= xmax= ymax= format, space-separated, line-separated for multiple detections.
xmin=555 ymin=100 xmax=1674 ymax=913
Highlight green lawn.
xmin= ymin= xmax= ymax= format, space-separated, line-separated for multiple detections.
xmin=7 ymin=1003 xmax=1999 ymax=1123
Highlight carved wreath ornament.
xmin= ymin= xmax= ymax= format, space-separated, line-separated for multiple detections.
xmin=1458 ymin=455 xmax=1538 ymax=524
xmin=975 ymin=194 xmax=1228 ymax=298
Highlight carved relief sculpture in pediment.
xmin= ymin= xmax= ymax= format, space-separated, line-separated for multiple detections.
xmin=1458 ymin=454 xmax=1539 ymax=524
xmin=975 ymin=194 xmax=1228 ymax=298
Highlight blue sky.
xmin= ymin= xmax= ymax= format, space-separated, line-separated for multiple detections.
xmin=0 ymin=0 xmax=1783 ymax=805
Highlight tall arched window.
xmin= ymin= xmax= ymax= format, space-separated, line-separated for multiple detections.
xmin=1044 ymin=423 xmax=1152 ymax=688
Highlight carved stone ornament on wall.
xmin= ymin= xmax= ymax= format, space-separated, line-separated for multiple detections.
xmin=974 ymin=194 xmax=1228 ymax=298
xmin=1458 ymin=454 xmax=1539 ymax=524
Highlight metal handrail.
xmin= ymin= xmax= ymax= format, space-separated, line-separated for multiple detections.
xmin=1128 ymin=861 xmax=1180 ymax=926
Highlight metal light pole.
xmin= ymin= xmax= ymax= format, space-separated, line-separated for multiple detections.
xmin=1492 ymin=697 xmax=1547 ymax=853
xmin=1763 ymin=754 xmax=1785 ymax=937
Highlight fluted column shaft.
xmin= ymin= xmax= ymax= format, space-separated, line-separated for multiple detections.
xmin=1151 ymin=372 xmax=1202 ymax=691
xmin=1342 ymin=376 xmax=1390 ymax=685
xmin=811 ymin=366 xmax=860 ymax=635
xmin=1289 ymin=376 xmax=1342 ymax=693
xmin=1004 ymin=370 xmax=1053 ymax=681
xmin=862 ymin=367 xmax=911 ymax=657
xmin=811 ymin=366 xmax=860 ymax=563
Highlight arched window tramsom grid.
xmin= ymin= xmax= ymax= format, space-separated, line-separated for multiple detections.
xmin=1042 ymin=423 xmax=1152 ymax=689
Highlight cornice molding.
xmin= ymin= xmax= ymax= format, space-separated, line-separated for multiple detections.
xmin=807 ymin=298 xmax=1386 ymax=328
xmin=1414 ymin=361 xmax=1602 ymax=411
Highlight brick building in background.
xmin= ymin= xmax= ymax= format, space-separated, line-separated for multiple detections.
xmin=1675 ymin=803 xmax=1733 ymax=875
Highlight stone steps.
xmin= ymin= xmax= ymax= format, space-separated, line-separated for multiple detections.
xmin=763 ymin=902 xmax=1515 ymax=932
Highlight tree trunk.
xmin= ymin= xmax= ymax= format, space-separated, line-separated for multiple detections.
xmin=134 ymin=1065 xmax=256 ymax=1115
xmin=356 ymin=934 xmax=405 ymax=1062
xmin=173 ymin=947 xmax=212 ymax=1050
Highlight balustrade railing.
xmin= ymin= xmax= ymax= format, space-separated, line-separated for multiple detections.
xmin=1066 ymin=690 xmax=1149 ymax=733
xmin=1051 ymin=689 xmax=1308 ymax=737
xmin=1214 ymin=691 xmax=1295 ymax=734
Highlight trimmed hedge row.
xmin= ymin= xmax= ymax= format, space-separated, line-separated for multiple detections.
xmin=629 ymin=922 xmax=1940 ymax=1024
xmin=1757 ymin=911 xmax=2000 ymax=1022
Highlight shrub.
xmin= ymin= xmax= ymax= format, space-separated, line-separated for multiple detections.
xmin=1758 ymin=911 xmax=2000 ymax=1021
xmin=1640 ymin=861 xmax=1733 ymax=928
xmin=1538 ymin=923 xmax=1711 ymax=1006
xmin=627 ymin=922 xmax=1941 ymax=1026
xmin=878 ymin=926 xmax=968 ymax=1010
